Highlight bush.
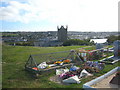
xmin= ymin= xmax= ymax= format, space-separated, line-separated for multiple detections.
xmin=107 ymin=35 xmax=120 ymax=44
xmin=63 ymin=39 xmax=94 ymax=46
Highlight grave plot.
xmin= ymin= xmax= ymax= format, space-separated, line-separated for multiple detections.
xmin=99 ymin=56 xmax=120 ymax=64
xmin=49 ymin=66 xmax=92 ymax=85
xmin=49 ymin=61 xmax=105 ymax=85
xmin=99 ymin=40 xmax=120 ymax=64
xmin=25 ymin=47 xmax=106 ymax=85
xmin=76 ymin=47 xmax=113 ymax=62
xmin=25 ymin=50 xmax=83 ymax=76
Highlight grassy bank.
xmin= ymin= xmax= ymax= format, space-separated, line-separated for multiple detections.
xmin=2 ymin=45 xmax=119 ymax=88
xmin=2 ymin=45 xmax=88 ymax=88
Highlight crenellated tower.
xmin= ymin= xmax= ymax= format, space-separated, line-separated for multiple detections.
xmin=57 ymin=25 xmax=68 ymax=42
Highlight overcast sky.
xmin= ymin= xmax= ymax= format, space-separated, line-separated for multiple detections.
xmin=0 ymin=0 xmax=119 ymax=32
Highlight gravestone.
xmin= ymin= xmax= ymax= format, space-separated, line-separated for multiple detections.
xmin=113 ymin=40 xmax=120 ymax=58
xmin=96 ymin=43 xmax=103 ymax=49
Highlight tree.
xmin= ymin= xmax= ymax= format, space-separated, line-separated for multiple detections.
xmin=63 ymin=39 xmax=94 ymax=46
xmin=107 ymin=35 xmax=120 ymax=44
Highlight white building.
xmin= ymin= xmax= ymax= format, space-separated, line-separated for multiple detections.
xmin=90 ymin=39 xmax=107 ymax=44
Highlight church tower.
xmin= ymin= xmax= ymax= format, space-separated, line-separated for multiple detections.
xmin=57 ymin=25 xmax=68 ymax=42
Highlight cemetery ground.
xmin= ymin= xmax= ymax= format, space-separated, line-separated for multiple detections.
xmin=2 ymin=45 xmax=119 ymax=88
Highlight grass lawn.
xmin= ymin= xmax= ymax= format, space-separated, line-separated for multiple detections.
xmin=2 ymin=45 xmax=119 ymax=88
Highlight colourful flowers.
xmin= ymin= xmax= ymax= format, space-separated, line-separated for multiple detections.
xmin=63 ymin=59 xmax=71 ymax=63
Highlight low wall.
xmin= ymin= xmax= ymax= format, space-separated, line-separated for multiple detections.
xmin=83 ymin=67 xmax=120 ymax=89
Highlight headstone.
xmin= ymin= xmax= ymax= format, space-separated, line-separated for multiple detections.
xmin=113 ymin=40 xmax=120 ymax=58
xmin=62 ymin=75 xmax=81 ymax=84
xmin=14 ymin=43 xmax=16 ymax=46
xmin=96 ymin=43 xmax=103 ymax=49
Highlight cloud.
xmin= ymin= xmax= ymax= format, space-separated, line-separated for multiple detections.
xmin=0 ymin=0 xmax=34 ymax=23
xmin=0 ymin=0 xmax=89 ymax=23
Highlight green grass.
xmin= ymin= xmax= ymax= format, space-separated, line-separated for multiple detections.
xmin=2 ymin=45 xmax=88 ymax=88
xmin=2 ymin=45 xmax=119 ymax=88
